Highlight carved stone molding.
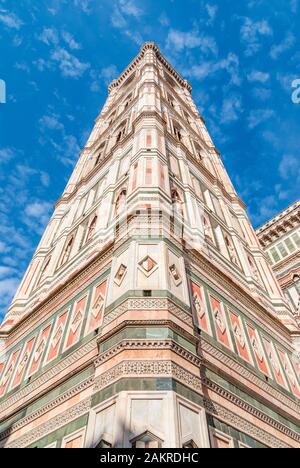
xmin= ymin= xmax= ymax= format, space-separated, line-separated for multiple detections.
xmin=103 ymin=297 xmax=193 ymax=328
xmin=2 ymin=359 xmax=298 ymax=448
xmin=95 ymin=339 xmax=202 ymax=367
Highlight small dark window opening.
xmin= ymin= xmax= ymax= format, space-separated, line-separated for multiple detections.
xmin=143 ymin=290 xmax=152 ymax=297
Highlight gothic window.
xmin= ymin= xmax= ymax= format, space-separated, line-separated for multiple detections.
xmin=115 ymin=189 xmax=127 ymax=216
xmin=194 ymin=142 xmax=203 ymax=161
xmin=124 ymin=93 xmax=133 ymax=109
xmin=167 ymin=93 xmax=175 ymax=108
xmin=116 ymin=121 xmax=127 ymax=143
xmin=38 ymin=256 xmax=51 ymax=286
xmin=130 ymin=431 xmax=163 ymax=449
xmin=95 ymin=142 xmax=106 ymax=167
xmin=86 ymin=215 xmax=97 ymax=242
xmin=184 ymin=111 xmax=191 ymax=125
xmin=60 ymin=236 xmax=74 ymax=267
xmin=172 ymin=188 xmax=184 ymax=219
xmin=108 ymin=111 xmax=116 ymax=126
xmin=173 ymin=122 xmax=182 ymax=141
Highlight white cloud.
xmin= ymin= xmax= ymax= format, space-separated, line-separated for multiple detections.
xmin=220 ymin=95 xmax=243 ymax=124
xmin=39 ymin=28 xmax=59 ymax=46
xmin=0 ymin=278 xmax=20 ymax=316
xmin=62 ymin=31 xmax=81 ymax=50
xmin=39 ymin=113 xmax=65 ymax=131
xmin=185 ymin=53 xmax=241 ymax=86
xmin=73 ymin=0 xmax=92 ymax=13
xmin=247 ymin=109 xmax=275 ymax=129
xmin=276 ymin=72 xmax=298 ymax=93
xmin=0 ymin=148 xmax=15 ymax=164
xmin=40 ymin=172 xmax=50 ymax=188
xmin=247 ymin=70 xmax=270 ymax=83
xmin=0 ymin=10 xmax=23 ymax=29
xmin=250 ymin=195 xmax=279 ymax=227
xmin=51 ymin=48 xmax=90 ymax=78
xmin=270 ymin=32 xmax=295 ymax=60
xmin=206 ymin=4 xmax=218 ymax=23
xmin=90 ymin=65 xmax=119 ymax=91
xmin=279 ymin=154 xmax=300 ymax=180
xmin=159 ymin=13 xmax=170 ymax=27
xmin=111 ymin=1 xmax=144 ymax=44
xmin=251 ymin=87 xmax=271 ymax=101
xmin=240 ymin=18 xmax=273 ymax=56
xmin=0 ymin=266 xmax=16 ymax=279
xmin=25 ymin=201 xmax=52 ymax=219
xmin=166 ymin=29 xmax=218 ymax=56
xmin=119 ymin=0 xmax=143 ymax=18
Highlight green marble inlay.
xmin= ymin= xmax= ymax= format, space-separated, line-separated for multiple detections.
xmin=0 ymin=366 xmax=94 ymax=435
xmin=207 ymin=414 xmax=268 ymax=448
xmin=205 ymin=367 xmax=300 ymax=434
xmin=91 ymin=377 xmax=204 ymax=409
xmin=99 ymin=327 xmax=196 ymax=354
xmin=27 ymin=415 xmax=88 ymax=448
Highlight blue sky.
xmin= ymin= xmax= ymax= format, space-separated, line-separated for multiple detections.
xmin=0 ymin=0 xmax=299 ymax=320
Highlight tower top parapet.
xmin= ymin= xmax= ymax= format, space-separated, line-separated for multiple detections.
xmin=108 ymin=41 xmax=192 ymax=94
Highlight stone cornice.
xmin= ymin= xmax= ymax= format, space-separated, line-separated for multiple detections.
xmin=257 ymin=200 xmax=300 ymax=244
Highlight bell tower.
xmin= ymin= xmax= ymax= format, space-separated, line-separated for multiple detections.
xmin=0 ymin=43 xmax=299 ymax=449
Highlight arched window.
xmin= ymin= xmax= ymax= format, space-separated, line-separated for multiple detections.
xmin=60 ymin=237 xmax=74 ymax=266
xmin=184 ymin=111 xmax=191 ymax=125
xmin=86 ymin=215 xmax=97 ymax=242
xmin=167 ymin=93 xmax=175 ymax=108
xmin=173 ymin=122 xmax=182 ymax=141
xmin=38 ymin=256 xmax=51 ymax=286
xmin=194 ymin=142 xmax=203 ymax=161
xmin=172 ymin=188 xmax=184 ymax=219
xmin=108 ymin=111 xmax=116 ymax=126
xmin=115 ymin=189 xmax=127 ymax=216
xmin=116 ymin=121 xmax=127 ymax=143
xmin=95 ymin=142 xmax=106 ymax=167
xmin=124 ymin=93 xmax=133 ymax=109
